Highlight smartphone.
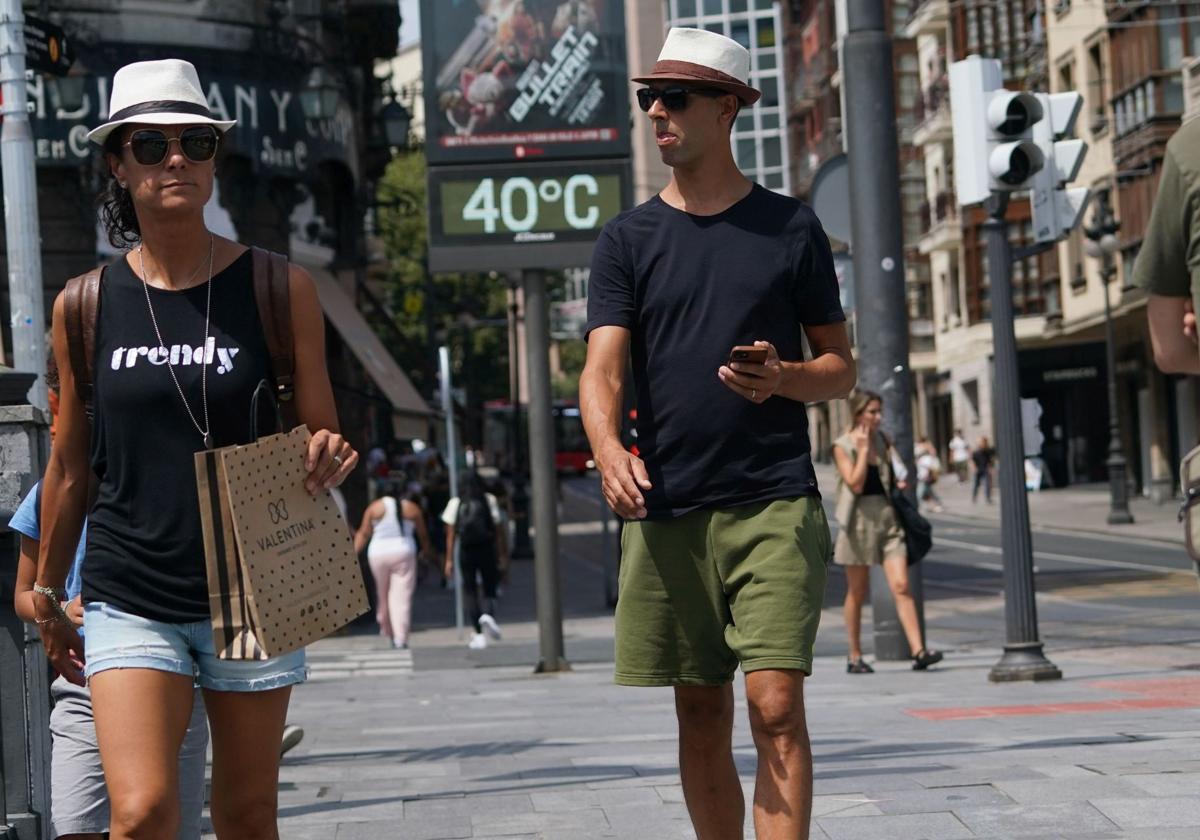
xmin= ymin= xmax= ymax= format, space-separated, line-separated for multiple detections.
xmin=729 ymin=345 xmax=768 ymax=365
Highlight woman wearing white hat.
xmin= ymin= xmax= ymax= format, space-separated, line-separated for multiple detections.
xmin=33 ymin=58 xmax=358 ymax=839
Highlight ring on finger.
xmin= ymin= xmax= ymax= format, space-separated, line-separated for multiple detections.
xmin=332 ymin=454 xmax=344 ymax=467
xmin=751 ymin=388 xmax=757 ymax=400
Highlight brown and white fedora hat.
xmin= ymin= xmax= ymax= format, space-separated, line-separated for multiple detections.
xmin=87 ymin=59 xmax=236 ymax=146
xmin=633 ymin=27 xmax=761 ymax=105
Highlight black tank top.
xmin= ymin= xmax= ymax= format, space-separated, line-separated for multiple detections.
xmin=83 ymin=249 xmax=272 ymax=622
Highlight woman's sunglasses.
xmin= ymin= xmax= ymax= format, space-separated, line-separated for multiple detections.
xmin=123 ymin=126 xmax=219 ymax=166
xmin=636 ymin=86 xmax=728 ymax=113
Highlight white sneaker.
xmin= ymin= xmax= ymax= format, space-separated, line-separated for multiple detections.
xmin=479 ymin=613 xmax=502 ymax=641
xmin=280 ymin=725 xmax=304 ymax=757
xmin=467 ymin=632 xmax=488 ymax=650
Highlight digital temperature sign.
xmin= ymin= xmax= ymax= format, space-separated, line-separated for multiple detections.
xmin=427 ymin=159 xmax=631 ymax=272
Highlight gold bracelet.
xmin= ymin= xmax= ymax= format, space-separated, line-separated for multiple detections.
xmin=34 ymin=614 xmax=68 ymax=627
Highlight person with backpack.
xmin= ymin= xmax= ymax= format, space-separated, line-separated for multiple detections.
xmin=442 ymin=470 xmax=507 ymax=650
xmin=33 ymin=59 xmax=358 ymax=839
xmin=354 ymin=486 xmax=431 ymax=649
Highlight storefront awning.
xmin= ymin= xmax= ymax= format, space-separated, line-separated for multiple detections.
xmin=300 ymin=260 xmax=431 ymax=430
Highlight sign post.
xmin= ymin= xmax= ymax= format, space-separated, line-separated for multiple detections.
xmin=420 ymin=0 xmax=633 ymax=671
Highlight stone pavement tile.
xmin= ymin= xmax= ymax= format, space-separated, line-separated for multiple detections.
xmin=811 ymin=796 xmax=885 ymax=819
xmin=953 ymin=802 xmax=1119 ymax=836
xmin=530 ymin=785 xmax=662 ymax=812
xmin=603 ymin=802 xmax=696 ymax=836
xmin=657 ymin=784 xmax=684 ymax=804
xmin=404 ymin=793 xmax=534 ymax=819
xmin=1099 ymin=830 xmax=1200 ymax=839
xmin=912 ymin=765 xmax=1049 ymax=788
xmin=334 ymin=816 xmax=473 ymax=840
xmin=470 ymin=808 xmax=611 ymax=835
xmin=870 ymin=784 xmax=1014 ymax=815
xmin=817 ymin=811 xmax=973 ymax=839
xmin=992 ymin=776 xmax=1148 ymax=805
xmin=1122 ymin=771 xmax=1200 ymax=796
xmin=1083 ymin=759 xmax=1200 ymax=776
xmin=1091 ymin=795 xmax=1200 ymax=829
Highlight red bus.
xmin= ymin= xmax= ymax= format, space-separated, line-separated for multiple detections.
xmin=482 ymin=401 xmax=593 ymax=475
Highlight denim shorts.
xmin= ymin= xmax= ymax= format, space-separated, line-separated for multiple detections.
xmin=83 ymin=602 xmax=307 ymax=692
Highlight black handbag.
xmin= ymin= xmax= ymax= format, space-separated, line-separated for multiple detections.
xmin=885 ymin=438 xmax=933 ymax=565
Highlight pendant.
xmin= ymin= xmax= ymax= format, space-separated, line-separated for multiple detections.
xmin=204 ymin=432 xmax=214 ymax=450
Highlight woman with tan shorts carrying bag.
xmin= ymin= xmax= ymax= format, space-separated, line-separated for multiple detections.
xmin=833 ymin=390 xmax=943 ymax=674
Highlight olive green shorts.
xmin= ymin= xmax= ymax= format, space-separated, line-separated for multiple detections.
xmin=615 ymin=496 xmax=831 ymax=686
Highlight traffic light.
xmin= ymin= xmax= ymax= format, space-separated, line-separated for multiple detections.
xmin=950 ymin=55 xmax=1046 ymax=205
xmin=1030 ymin=93 xmax=1090 ymax=243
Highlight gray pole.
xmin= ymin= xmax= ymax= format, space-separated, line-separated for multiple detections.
xmin=522 ymin=269 xmax=568 ymax=673
xmin=439 ymin=346 xmax=465 ymax=639
xmin=0 ymin=2 xmax=48 ymax=411
xmin=983 ymin=195 xmax=1061 ymax=683
xmin=842 ymin=0 xmax=923 ymax=660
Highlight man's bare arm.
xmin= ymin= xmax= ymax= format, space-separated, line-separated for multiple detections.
xmin=579 ymin=326 xmax=651 ymax=519
xmin=1148 ymin=294 xmax=1200 ymax=375
xmin=779 ymin=321 xmax=857 ymax=402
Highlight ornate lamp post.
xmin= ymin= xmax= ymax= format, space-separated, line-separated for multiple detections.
xmin=1083 ymin=190 xmax=1135 ymax=525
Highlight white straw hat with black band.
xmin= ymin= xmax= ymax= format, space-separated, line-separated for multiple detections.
xmin=633 ymin=27 xmax=761 ymax=105
xmin=87 ymin=59 xmax=236 ymax=147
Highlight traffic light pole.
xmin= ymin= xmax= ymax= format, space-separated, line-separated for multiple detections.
xmin=843 ymin=1 xmax=923 ymax=660
xmin=983 ymin=193 xmax=1062 ymax=683
xmin=0 ymin=1 xmax=48 ymax=411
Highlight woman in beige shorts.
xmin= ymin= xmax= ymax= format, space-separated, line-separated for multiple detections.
xmin=832 ymin=390 xmax=943 ymax=674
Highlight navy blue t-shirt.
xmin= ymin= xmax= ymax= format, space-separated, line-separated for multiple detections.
xmin=585 ymin=185 xmax=844 ymax=518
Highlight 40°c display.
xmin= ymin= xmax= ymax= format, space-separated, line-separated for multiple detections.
xmin=438 ymin=172 xmax=624 ymax=240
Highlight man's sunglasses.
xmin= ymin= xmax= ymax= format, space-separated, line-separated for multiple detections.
xmin=123 ymin=126 xmax=220 ymax=166
xmin=636 ymin=86 xmax=728 ymax=112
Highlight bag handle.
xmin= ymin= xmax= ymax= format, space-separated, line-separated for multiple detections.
xmin=249 ymin=379 xmax=284 ymax=440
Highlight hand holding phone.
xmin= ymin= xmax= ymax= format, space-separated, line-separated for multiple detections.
xmin=729 ymin=345 xmax=769 ymax=365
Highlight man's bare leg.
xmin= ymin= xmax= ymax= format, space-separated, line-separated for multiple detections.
xmin=746 ymin=670 xmax=813 ymax=839
xmin=675 ymin=684 xmax=744 ymax=839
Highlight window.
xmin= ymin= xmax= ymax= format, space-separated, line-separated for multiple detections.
xmin=1161 ymin=10 xmax=1184 ymax=68
xmin=704 ymin=0 xmax=724 ymax=16
xmin=675 ymin=0 xmax=697 ymax=17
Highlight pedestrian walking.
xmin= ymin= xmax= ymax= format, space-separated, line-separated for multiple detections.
xmin=442 ymin=471 xmax=507 ymax=649
xmin=355 ymin=487 xmax=430 ymax=649
xmin=34 ymin=59 xmax=358 ymax=840
xmin=948 ymin=428 xmax=971 ymax=482
xmin=579 ymin=28 xmax=856 ymax=838
xmin=833 ymin=392 xmax=944 ymax=675
xmin=972 ymin=437 xmax=996 ymax=503
xmin=915 ymin=437 xmax=946 ymax=513
xmin=13 ymin=481 xmax=209 ymax=840
xmin=1137 ymin=117 xmax=1200 ymax=376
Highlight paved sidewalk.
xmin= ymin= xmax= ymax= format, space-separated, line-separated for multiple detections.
xmin=241 ymin=618 xmax=1200 ymax=840
xmin=814 ymin=461 xmax=1183 ymax=546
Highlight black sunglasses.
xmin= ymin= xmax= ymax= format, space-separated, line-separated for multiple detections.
xmin=123 ymin=126 xmax=220 ymax=166
xmin=636 ymin=86 xmax=728 ymax=113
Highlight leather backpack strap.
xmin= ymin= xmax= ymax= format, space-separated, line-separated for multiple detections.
xmin=62 ymin=266 xmax=104 ymax=421
xmin=251 ymin=246 xmax=298 ymax=428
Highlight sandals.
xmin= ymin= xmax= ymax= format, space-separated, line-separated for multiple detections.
xmin=846 ymin=657 xmax=874 ymax=674
xmin=912 ymin=648 xmax=944 ymax=670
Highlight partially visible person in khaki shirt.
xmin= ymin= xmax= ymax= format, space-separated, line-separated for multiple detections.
xmin=1135 ymin=117 xmax=1200 ymax=375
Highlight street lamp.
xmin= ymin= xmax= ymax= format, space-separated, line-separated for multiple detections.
xmin=1083 ymin=190 xmax=1135 ymax=525
xmin=379 ymin=100 xmax=411 ymax=148
xmin=299 ymin=65 xmax=341 ymax=120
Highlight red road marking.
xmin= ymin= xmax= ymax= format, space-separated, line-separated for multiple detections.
xmin=905 ymin=677 xmax=1200 ymax=720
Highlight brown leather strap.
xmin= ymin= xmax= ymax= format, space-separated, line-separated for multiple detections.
xmin=250 ymin=246 xmax=298 ymax=428
xmin=62 ymin=267 xmax=104 ymax=421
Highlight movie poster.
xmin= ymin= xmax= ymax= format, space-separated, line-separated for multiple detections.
xmin=419 ymin=0 xmax=630 ymax=164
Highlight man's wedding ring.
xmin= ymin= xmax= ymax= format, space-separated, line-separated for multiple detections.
xmin=333 ymin=454 xmax=344 ymax=467
xmin=751 ymin=389 xmax=757 ymax=400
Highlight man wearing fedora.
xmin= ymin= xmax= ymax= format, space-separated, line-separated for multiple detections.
xmin=580 ymin=27 xmax=855 ymax=839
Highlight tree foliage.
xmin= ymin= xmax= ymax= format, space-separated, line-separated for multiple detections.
xmin=373 ymin=152 xmax=513 ymax=443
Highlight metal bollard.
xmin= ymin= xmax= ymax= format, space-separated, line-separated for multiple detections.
xmin=0 ymin=395 xmax=52 ymax=840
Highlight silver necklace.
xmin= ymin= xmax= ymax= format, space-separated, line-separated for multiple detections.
xmin=137 ymin=235 xmax=215 ymax=450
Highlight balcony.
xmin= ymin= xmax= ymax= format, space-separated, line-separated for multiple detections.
xmin=905 ymin=0 xmax=950 ymax=39
xmin=912 ymin=76 xmax=952 ymax=147
xmin=918 ymin=191 xmax=961 ymax=255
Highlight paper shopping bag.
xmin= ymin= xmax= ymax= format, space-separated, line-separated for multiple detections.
xmin=195 ymin=425 xmax=368 ymax=660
